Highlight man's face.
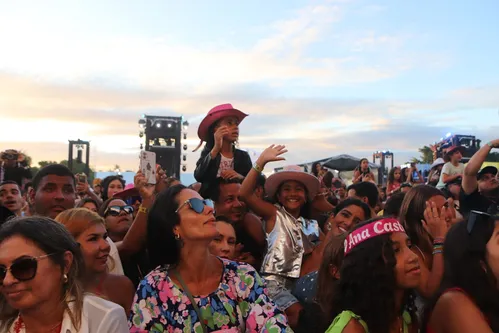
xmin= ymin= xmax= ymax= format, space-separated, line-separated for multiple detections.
xmin=478 ymin=173 xmax=499 ymax=194
xmin=0 ymin=183 xmax=23 ymax=214
xmin=30 ymin=175 xmax=76 ymax=219
xmin=214 ymin=183 xmax=246 ymax=224
xmin=450 ymin=151 xmax=462 ymax=163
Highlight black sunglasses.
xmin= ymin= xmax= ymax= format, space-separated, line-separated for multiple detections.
xmin=175 ymin=198 xmax=215 ymax=214
xmin=467 ymin=209 xmax=499 ymax=234
xmin=0 ymin=253 xmax=57 ymax=285
xmin=104 ymin=205 xmax=134 ymax=217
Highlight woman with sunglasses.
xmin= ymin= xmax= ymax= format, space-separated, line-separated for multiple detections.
xmin=423 ymin=212 xmax=499 ymax=333
xmin=99 ymin=198 xmax=150 ymax=287
xmin=129 ymin=184 xmax=289 ymax=332
xmin=0 ymin=216 xmax=129 ymax=332
xmin=55 ymin=208 xmax=135 ymax=314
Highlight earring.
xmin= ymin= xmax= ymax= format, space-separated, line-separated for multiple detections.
xmin=63 ymin=274 xmax=68 ymax=283
xmin=174 ymin=233 xmax=181 ymax=240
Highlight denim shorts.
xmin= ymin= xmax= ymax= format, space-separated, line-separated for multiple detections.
xmin=264 ymin=275 xmax=299 ymax=311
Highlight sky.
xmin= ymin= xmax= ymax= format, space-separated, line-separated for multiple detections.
xmin=1 ymin=0 xmax=498 ymax=174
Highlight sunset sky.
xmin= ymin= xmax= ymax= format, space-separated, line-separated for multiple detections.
xmin=1 ymin=0 xmax=498 ymax=174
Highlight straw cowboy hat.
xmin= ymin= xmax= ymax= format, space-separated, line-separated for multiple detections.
xmin=193 ymin=104 xmax=248 ymax=152
xmin=265 ymin=165 xmax=320 ymax=201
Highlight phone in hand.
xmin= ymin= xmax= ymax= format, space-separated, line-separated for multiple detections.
xmin=140 ymin=151 xmax=157 ymax=184
xmin=77 ymin=174 xmax=87 ymax=183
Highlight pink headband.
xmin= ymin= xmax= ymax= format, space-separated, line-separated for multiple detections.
xmin=344 ymin=218 xmax=406 ymax=255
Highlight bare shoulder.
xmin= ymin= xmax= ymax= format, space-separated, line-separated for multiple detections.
xmin=430 ymin=290 xmax=492 ymax=333
xmin=342 ymin=318 xmax=366 ymax=333
xmin=106 ymin=274 xmax=135 ymax=291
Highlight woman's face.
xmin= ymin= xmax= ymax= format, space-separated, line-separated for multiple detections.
xmin=217 ymin=116 xmax=240 ymax=142
xmin=315 ymin=164 xmax=321 ymax=172
xmin=107 ymin=179 xmax=124 ymax=199
xmin=429 ymin=195 xmax=454 ymax=225
xmin=361 ymin=160 xmax=368 ymax=170
xmin=485 ymin=221 xmax=499 ymax=286
xmin=82 ymin=201 xmax=98 ymax=213
xmin=394 ymin=169 xmax=401 ymax=180
xmin=0 ymin=235 xmax=71 ymax=311
xmin=76 ymin=224 xmax=110 ymax=274
xmin=332 ymin=205 xmax=367 ymax=235
xmin=277 ymin=180 xmax=307 ymax=213
xmin=174 ymin=189 xmax=218 ymax=243
xmin=104 ymin=199 xmax=133 ymax=238
xmin=209 ymin=221 xmax=236 ymax=259
xmin=392 ymin=232 xmax=421 ymax=289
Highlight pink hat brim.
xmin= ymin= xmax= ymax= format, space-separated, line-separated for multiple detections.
xmin=197 ymin=108 xmax=248 ymax=142
xmin=113 ymin=187 xmax=140 ymax=199
xmin=265 ymin=171 xmax=320 ymax=201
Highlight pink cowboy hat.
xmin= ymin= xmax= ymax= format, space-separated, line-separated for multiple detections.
xmin=265 ymin=165 xmax=320 ymax=201
xmin=197 ymin=103 xmax=248 ymax=142
xmin=113 ymin=183 xmax=139 ymax=199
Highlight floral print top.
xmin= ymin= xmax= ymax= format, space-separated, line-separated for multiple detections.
xmin=129 ymin=259 xmax=291 ymax=333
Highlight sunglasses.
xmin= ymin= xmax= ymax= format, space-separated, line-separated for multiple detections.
xmin=104 ymin=205 xmax=134 ymax=217
xmin=175 ymin=198 xmax=215 ymax=214
xmin=0 ymin=253 xmax=56 ymax=285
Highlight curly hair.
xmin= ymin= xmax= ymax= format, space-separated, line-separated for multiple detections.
xmin=330 ymin=217 xmax=418 ymax=333
xmin=422 ymin=219 xmax=499 ymax=332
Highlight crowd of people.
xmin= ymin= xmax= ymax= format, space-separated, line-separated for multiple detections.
xmin=0 ymin=103 xmax=498 ymax=332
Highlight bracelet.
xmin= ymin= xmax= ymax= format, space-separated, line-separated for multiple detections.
xmin=487 ymin=141 xmax=496 ymax=149
xmin=253 ymin=162 xmax=263 ymax=173
xmin=432 ymin=249 xmax=443 ymax=255
xmin=433 ymin=237 xmax=444 ymax=244
xmin=138 ymin=206 xmax=148 ymax=214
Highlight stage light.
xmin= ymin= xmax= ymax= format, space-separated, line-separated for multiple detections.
xmin=183 ymin=155 xmax=186 ymax=161
xmin=183 ymin=144 xmax=188 ymax=151
xmin=156 ymin=122 xmax=161 ymax=128
xmin=140 ymin=144 xmax=143 ymax=150
xmin=182 ymin=120 xmax=189 ymax=131
xmin=138 ymin=118 xmax=146 ymax=129
xmin=167 ymin=123 xmax=172 ymax=128
xmin=183 ymin=133 xmax=187 ymax=140
xmin=182 ymin=165 xmax=187 ymax=172
xmin=139 ymin=131 xmax=144 ymax=138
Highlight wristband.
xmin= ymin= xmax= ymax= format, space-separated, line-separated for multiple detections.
xmin=432 ymin=249 xmax=443 ymax=255
xmin=138 ymin=206 xmax=148 ymax=214
xmin=253 ymin=162 xmax=263 ymax=173
xmin=433 ymin=237 xmax=444 ymax=244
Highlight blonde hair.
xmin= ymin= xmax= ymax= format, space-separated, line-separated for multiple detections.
xmin=55 ymin=208 xmax=116 ymax=272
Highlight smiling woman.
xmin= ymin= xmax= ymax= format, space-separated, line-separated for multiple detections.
xmin=129 ymin=184 xmax=290 ymax=332
xmin=0 ymin=216 xmax=129 ymax=332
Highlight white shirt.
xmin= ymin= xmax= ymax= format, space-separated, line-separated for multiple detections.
xmin=7 ymin=295 xmax=129 ymax=333
xmin=216 ymin=154 xmax=234 ymax=177
xmin=106 ymin=237 xmax=124 ymax=276
xmin=436 ymin=162 xmax=464 ymax=189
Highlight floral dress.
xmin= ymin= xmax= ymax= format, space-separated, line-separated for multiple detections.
xmin=129 ymin=259 xmax=291 ymax=333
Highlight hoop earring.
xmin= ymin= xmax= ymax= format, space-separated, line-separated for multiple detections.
xmin=174 ymin=233 xmax=180 ymax=241
xmin=63 ymin=274 xmax=68 ymax=283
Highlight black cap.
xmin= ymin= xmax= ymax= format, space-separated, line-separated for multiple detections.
xmin=477 ymin=166 xmax=498 ymax=180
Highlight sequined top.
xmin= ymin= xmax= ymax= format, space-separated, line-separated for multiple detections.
xmin=260 ymin=205 xmax=320 ymax=279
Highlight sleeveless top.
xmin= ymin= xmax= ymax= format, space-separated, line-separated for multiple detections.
xmin=326 ymin=310 xmax=411 ymax=333
xmin=260 ymin=205 xmax=319 ymax=279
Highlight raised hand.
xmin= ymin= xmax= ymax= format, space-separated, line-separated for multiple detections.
xmin=221 ymin=169 xmax=243 ymax=180
xmin=257 ymin=144 xmax=288 ymax=165
xmin=422 ymin=201 xmax=448 ymax=239
xmin=134 ymin=170 xmax=155 ymax=200
xmin=213 ymin=126 xmax=230 ymax=151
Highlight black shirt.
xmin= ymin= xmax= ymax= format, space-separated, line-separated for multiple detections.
xmin=460 ymin=188 xmax=498 ymax=216
xmin=3 ymin=167 xmax=32 ymax=186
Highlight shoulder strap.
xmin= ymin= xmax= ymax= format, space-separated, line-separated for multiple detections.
xmin=172 ymin=269 xmax=208 ymax=333
xmin=326 ymin=310 xmax=369 ymax=333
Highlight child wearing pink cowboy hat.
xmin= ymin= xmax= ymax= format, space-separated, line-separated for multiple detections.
xmin=194 ymin=103 xmax=253 ymax=197
xmin=240 ymin=144 xmax=324 ymax=329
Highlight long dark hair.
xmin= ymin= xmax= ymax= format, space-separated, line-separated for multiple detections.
xmin=356 ymin=158 xmax=370 ymax=173
xmin=422 ymin=219 xmax=499 ymax=332
xmin=311 ymin=162 xmax=321 ymax=177
xmin=330 ymin=217 xmax=418 ymax=333
xmin=388 ymin=167 xmax=401 ymax=184
xmin=398 ymin=185 xmax=443 ymax=254
xmin=199 ymin=121 xmax=237 ymax=160
xmin=147 ymin=184 xmax=187 ymax=268
xmin=100 ymin=175 xmax=125 ymax=201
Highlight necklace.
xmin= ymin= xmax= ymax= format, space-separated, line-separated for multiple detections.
xmin=13 ymin=316 xmax=63 ymax=333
